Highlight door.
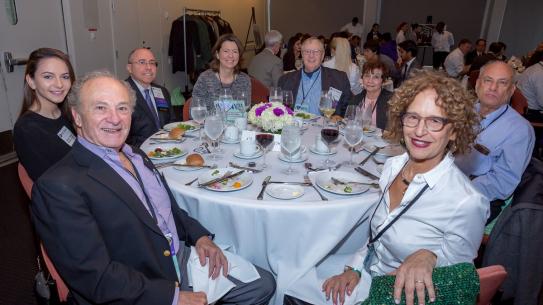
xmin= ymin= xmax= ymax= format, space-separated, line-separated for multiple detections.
xmin=0 ymin=0 xmax=67 ymax=159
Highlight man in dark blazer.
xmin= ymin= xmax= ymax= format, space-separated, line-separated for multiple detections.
xmin=278 ymin=37 xmax=351 ymax=115
xmin=248 ymin=30 xmax=284 ymax=88
xmin=31 ymin=71 xmax=275 ymax=305
xmin=126 ymin=48 xmax=174 ymax=147
xmin=397 ymin=40 xmax=422 ymax=87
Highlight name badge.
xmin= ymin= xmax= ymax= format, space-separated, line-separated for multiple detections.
xmin=151 ymin=87 xmax=169 ymax=111
xmin=57 ymin=126 xmax=76 ymax=147
xmin=328 ymin=87 xmax=342 ymax=102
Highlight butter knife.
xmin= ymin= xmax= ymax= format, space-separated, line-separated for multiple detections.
xmin=355 ymin=167 xmax=380 ymax=180
xmin=198 ymin=170 xmax=245 ymax=188
xmin=268 ymin=181 xmax=312 ymax=186
xmin=229 ymin=162 xmax=263 ymax=173
xmin=359 ymin=146 xmax=382 ymax=166
xmin=257 ymin=176 xmax=271 ymax=200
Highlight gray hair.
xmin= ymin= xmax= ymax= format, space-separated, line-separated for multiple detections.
xmin=302 ymin=36 xmax=325 ymax=52
xmin=67 ymin=70 xmax=137 ymax=113
xmin=264 ymin=30 xmax=283 ymax=48
xmin=479 ymin=60 xmax=514 ymax=80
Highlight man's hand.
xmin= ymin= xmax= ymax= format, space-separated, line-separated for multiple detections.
xmin=330 ymin=115 xmax=343 ymax=122
xmin=178 ymin=291 xmax=207 ymax=305
xmin=195 ymin=236 xmax=228 ymax=279
xmin=321 ymin=270 xmax=361 ymax=305
xmin=391 ymin=249 xmax=437 ymax=305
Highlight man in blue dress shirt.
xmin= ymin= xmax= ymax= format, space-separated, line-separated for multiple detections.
xmin=455 ymin=61 xmax=535 ymax=223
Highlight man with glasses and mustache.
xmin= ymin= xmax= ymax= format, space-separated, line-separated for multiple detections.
xmin=126 ymin=48 xmax=174 ymax=146
xmin=455 ymin=61 xmax=535 ymax=224
xmin=278 ymin=37 xmax=351 ymax=115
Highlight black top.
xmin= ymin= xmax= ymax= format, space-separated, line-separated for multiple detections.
xmin=13 ymin=111 xmax=74 ymax=181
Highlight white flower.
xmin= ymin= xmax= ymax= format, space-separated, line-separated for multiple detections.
xmin=248 ymin=102 xmax=293 ymax=132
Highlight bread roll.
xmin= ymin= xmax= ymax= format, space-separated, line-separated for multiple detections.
xmin=186 ymin=153 xmax=204 ymax=166
xmin=169 ymin=127 xmax=185 ymax=139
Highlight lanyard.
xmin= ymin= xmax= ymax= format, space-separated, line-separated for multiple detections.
xmin=362 ymin=94 xmax=379 ymax=115
xmin=300 ymin=68 xmax=321 ymax=104
xmin=479 ymin=105 xmax=508 ymax=134
xmin=368 ymin=183 xmax=429 ymax=244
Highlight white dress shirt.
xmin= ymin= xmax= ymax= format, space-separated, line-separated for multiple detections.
xmin=444 ymin=48 xmax=465 ymax=77
xmin=432 ymin=31 xmax=454 ymax=52
xmin=348 ymin=152 xmax=489 ymax=275
xmin=517 ymin=62 xmax=543 ymax=110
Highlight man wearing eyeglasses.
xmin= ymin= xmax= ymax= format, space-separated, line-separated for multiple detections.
xmin=126 ymin=48 xmax=173 ymax=146
xmin=278 ymin=37 xmax=351 ymax=115
xmin=455 ymin=61 xmax=535 ymax=224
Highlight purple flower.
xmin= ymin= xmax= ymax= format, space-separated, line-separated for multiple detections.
xmin=255 ymin=105 xmax=266 ymax=116
xmin=273 ymin=107 xmax=285 ymax=116
xmin=286 ymin=107 xmax=294 ymax=115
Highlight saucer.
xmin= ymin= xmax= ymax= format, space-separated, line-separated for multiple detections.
xmin=220 ymin=137 xmax=241 ymax=144
xmin=309 ymin=145 xmax=337 ymax=156
xmin=233 ymin=147 xmax=264 ymax=159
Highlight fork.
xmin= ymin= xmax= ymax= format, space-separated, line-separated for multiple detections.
xmin=185 ymin=177 xmax=198 ymax=186
xmin=304 ymin=174 xmax=328 ymax=201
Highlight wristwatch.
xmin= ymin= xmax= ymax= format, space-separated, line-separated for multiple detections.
xmin=344 ymin=265 xmax=362 ymax=278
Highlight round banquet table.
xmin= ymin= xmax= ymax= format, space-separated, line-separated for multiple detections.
xmin=141 ymin=122 xmax=393 ymax=305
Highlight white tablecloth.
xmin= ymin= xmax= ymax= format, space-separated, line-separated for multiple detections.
xmin=142 ymin=123 xmax=389 ymax=305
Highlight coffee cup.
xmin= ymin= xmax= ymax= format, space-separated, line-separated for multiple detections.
xmin=234 ymin=117 xmax=247 ymax=131
xmin=240 ymin=138 xmax=258 ymax=156
xmin=224 ymin=125 xmax=239 ymax=141
xmin=314 ymin=134 xmax=330 ymax=153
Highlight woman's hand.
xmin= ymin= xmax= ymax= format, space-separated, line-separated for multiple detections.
xmin=330 ymin=115 xmax=343 ymax=122
xmin=322 ymin=270 xmax=361 ymax=305
xmin=391 ymin=249 xmax=437 ymax=305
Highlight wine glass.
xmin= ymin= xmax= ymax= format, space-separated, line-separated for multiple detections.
xmin=320 ymin=120 xmax=340 ymax=167
xmin=319 ymin=91 xmax=335 ymax=125
xmin=344 ymin=105 xmax=358 ymax=121
xmin=281 ymin=125 xmax=301 ymax=174
xmin=236 ymin=90 xmax=251 ymax=112
xmin=190 ymin=97 xmax=207 ymax=143
xmin=283 ymin=90 xmax=294 ymax=111
xmin=256 ymin=133 xmax=274 ymax=168
xmin=204 ymin=111 xmax=225 ymax=160
xmin=360 ymin=106 xmax=373 ymax=134
xmin=343 ymin=119 xmax=364 ymax=167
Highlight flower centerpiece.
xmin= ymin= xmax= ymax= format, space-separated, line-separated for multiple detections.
xmin=508 ymin=56 xmax=525 ymax=73
xmin=248 ymin=102 xmax=294 ymax=133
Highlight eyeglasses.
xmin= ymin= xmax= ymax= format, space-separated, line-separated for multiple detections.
xmin=130 ymin=59 xmax=159 ymax=67
xmin=400 ymin=112 xmax=450 ymax=132
xmin=302 ymin=49 xmax=322 ymax=56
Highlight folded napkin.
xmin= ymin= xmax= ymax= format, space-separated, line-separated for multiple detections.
xmin=186 ymin=245 xmax=261 ymax=304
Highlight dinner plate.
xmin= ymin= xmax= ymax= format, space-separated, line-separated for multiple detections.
xmin=293 ymin=111 xmax=319 ymax=121
xmin=197 ymin=168 xmax=253 ymax=192
xmin=172 ymin=160 xmax=204 ymax=171
xmin=315 ymin=171 xmax=370 ymax=195
xmin=147 ymin=144 xmax=188 ymax=161
xmin=308 ymin=145 xmax=337 ymax=156
xmin=265 ymin=184 xmax=304 ymax=200
xmin=363 ymin=143 xmax=405 ymax=157
xmin=163 ymin=121 xmax=200 ymax=132
xmin=363 ymin=126 xmax=377 ymax=134
xmin=233 ymin=147 xmax=263 ymax=159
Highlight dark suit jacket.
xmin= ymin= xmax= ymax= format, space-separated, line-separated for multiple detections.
xmin=126 ymin=77 xmax=173 ymax=147
xmin=345 ymin=89 xmax=393 ymax=130
xmin=31 ymin=141 xmax=211 ymax=305
xmin=278 ymin=67 xmax=352 ymax=115
xmin=469 ymin=53 xmax=498 ymax=73
xmin=398 ymin=59 xmax=422 ymax=86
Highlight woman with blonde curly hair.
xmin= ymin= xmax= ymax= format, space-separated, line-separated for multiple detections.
xmin=284 ymin=71 xmax=490 ymax=305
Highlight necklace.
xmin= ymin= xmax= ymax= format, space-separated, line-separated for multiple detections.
xmin=400 ymin=165 xmax=411 ymax=194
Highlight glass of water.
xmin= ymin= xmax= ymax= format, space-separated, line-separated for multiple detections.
xmin=204 ymin=111 xmax=225 ymax=160
xmin=281 ymin=124 xmax=301 ymax=174
xmin=343 ymin=119 xmax=364 ymax=167
xmin=190 ymin=97 xmax=207 ymax=143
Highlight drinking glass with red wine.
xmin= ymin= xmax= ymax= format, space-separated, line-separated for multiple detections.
xmin=256 ymin=133 xmax=274 ymax=168
xmin=320 ymin=120 xmax=340 ymax=166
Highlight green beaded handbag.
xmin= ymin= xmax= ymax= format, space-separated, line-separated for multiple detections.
xmin=359 ymin=263 xmax=479 ymax=305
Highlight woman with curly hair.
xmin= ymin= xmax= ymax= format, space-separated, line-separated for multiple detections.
xmin=284 ymin=71 xmax=489 ymax=305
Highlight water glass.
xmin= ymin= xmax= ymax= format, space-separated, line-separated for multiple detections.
xmin=343 ymin=120 xmax=364 ymax=167
xmin=269 ymin=87 xmax=282 ymax=103
xmin=281 ymin=125 xmax=301 ymax=174
xmin=190 ymin=97 xmax=207 ymax=143
xmin=344 ymin=105 xmax=358 ymax=121
xmin=204 ymin=112 xmax=225 ymax=160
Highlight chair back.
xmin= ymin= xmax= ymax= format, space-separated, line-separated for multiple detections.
xmin=510 ymin=88 xmax=528 ymax=115
xmin=477 ymin=265 xmax=507 ymax=305
xmin=17 ymin=163 xmax=33 ymax=198
xmin=250 ymin=77 xmax=269 ymax=105
xmin=183 ymin=97 xmax=192 ymax=121
xmin=468 ymin=70 xmax=480 ymax=89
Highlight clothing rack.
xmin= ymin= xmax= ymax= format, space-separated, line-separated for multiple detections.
xmin=183 ymin=7 xmax=221 ymax=92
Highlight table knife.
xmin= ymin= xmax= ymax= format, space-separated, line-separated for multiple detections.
xmin=268 ymin=181 xmax=312 ymax=186
xmin=257 ymin=176 xmax=271 ymax=200
xmin=355 ymin=167 xmax=380 ymax=180
xmin=198 ymin=170 xmax=244 ymax=188
xmin=229 ymin=162 xmax=263 ymax=173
